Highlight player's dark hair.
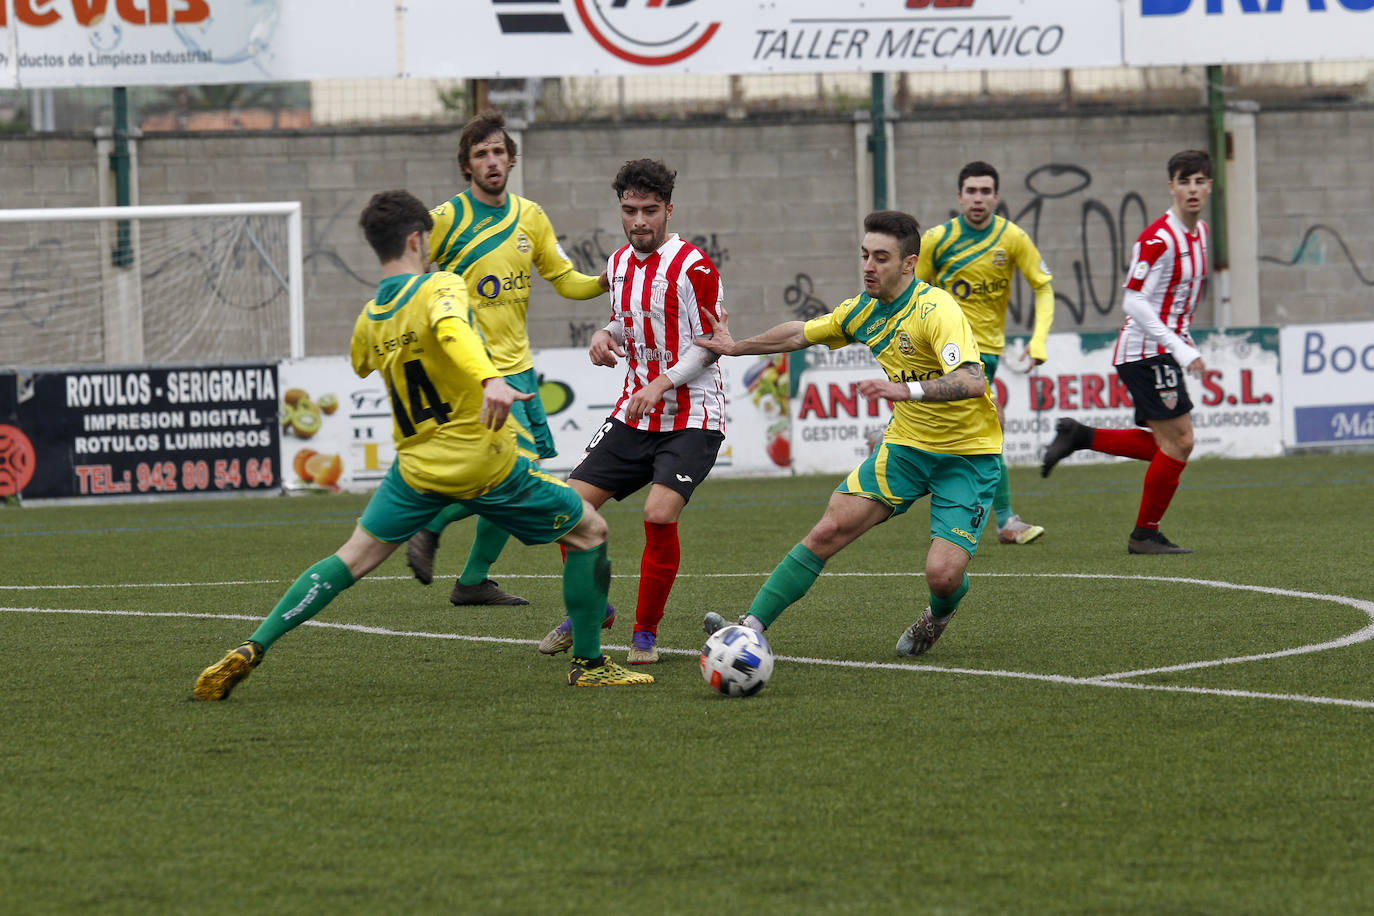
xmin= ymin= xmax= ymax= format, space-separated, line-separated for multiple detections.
xmin=458 ymin=109 xmax=518 ymax=182
xmin=958 ymin=160 xmax=999 ymax=193
xmin=1168 ymin=149 xmax=1212 ymax=182
xmin=613 ymin=158 xmax=676 ymax=203
xmin=863 ymin=210 xmax=922 ymax=260
xmin=359 ymin=190 xmax=434 ymax=262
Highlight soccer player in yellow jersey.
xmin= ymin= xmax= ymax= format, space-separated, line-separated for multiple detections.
xmin=696 ymin=211 xmax=1002 ymax=657
xmin=406 ymin=109 xmax=611 ymax=607
xmin=916 ymin=161 xmax=1054 ymax=546
xmin=193 ymin=190 xmax=651 ymax=698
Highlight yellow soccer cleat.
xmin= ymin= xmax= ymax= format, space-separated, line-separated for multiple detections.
xmin=567 ymin=656 xmax=654 ymax=687
xmin=998 ymin=514 xmax=1045 ymax=545
xmin=193 ymin=641 xmax=264 ymax=701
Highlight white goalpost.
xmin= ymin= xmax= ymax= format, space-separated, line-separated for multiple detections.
xmin=0 ymin=202 xmax=304 ymax=367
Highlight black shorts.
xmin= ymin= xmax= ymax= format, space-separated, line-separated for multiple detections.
xmin=1116 ymin=354 xmax=1194 ymax=426
xmin=569 ymin=418 xmax=724 ymax=503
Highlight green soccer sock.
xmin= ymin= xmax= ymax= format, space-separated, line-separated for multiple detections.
xmin=992 ymin=455 xmax=1012 ymax=527
xmin=458 ymin=516 xmax=511 ymax=587
xmin=930 ymin=573 xmax=970 ymax=621
xmin=248 ymin=554 xmax=356 ymax=649
xmin=564 ymin=543 xmax=611 ymax=659
xmin=748 ymin=543 xmax=826 ymax=629
xmin=424 ymin=502 xmax=472 ymax=537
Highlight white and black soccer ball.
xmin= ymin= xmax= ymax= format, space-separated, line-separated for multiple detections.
xmin=700 ymin=625 xmax=774 ymax=697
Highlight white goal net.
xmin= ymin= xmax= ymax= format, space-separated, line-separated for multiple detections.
xmin=0 ymin=202 xmax=303 ymax=368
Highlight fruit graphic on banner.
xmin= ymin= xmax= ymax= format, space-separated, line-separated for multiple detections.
xmin=744 ymin=354 xmax=791 ymax=468
xmin=281 ymin=385 xmax=342 ymax=489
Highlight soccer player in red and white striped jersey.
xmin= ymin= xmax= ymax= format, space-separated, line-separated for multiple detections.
xmin=537 ymin=159 xmax=726 ymax=665
xmin=1041 ymin=150 xmax=1213 ymax=555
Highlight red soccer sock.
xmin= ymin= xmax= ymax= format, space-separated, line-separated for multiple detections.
xmin=1136 ymin=451 xmax=1187 ymax=530
xmin=635 ymin=521 xmax=680 ymax=636
xmin=1092 ymin=427 xmax=1159 ymax=461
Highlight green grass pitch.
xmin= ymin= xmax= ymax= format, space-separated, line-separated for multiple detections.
xmin=2 ymin=452 xmax=1373 ymax=914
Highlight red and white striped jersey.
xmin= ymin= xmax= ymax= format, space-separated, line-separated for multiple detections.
xmin=605 ymin=233 xmax=726 ymax=432
xmin=1113 ymin=210 xmax=1209 ymax=366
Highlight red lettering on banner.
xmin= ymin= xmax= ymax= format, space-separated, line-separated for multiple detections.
xmin=1029 ymin=374 xmax=1135 ymax=411
xmin=1240 ymin=369 xmax=1266 ymax=404
xmin=15 ymin=0 xmax=61 ymax=26
xmin=799 ymin=384 xmax=827 ymax=419
xmin=6 ymin=0 xmax=208 ymax=27
xmin=829 ymin=383 xmax=858 ymax=418
xmin=1201 ymin=370 xmax=1224 ymax=406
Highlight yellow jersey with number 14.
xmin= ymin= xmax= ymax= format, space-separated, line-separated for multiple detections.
xmin=349 ymin=271 xmax=517 ymax=500
xmin=803 ymin=278 xmax=1001 ymax=456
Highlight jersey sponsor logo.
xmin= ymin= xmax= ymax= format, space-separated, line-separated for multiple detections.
xmin=941 ymin=342 xmax=962 ymax=366
xmin=675 ymin=473 xmax=693 ymax=483
xmin=950 ymin=527 xmax=978 ymax=545
xmin=476 ymin=271 xmax=532 ymax=300
xmin=897 ymin=331 xmax=916 ymax=355
xmin=950 ymin=276 xmax=1009 ymax=299
xmin=690 ymin=263 xmax=712 ymax=275
xmin=631 ymin=343 xmax=675 ymax=363
xmin=864 ymin=317 xmax=887 ymax=335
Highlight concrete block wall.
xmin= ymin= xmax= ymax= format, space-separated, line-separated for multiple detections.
xmin=1254 ymin=108 xmax=1374 ymax=325
xmin=2 ymin=106 xmax=1370 ymax=364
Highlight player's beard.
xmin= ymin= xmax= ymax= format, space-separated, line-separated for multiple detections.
xmin=472 ymin=170 xmax=508 ymax=199
xmin=628 ymin=228 xmax=663 ymax=254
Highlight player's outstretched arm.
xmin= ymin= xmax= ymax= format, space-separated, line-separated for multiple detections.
xmin=857 ymin=362 xmax=986 ymax=403
xmin=695 ymin=310 xmax=808 ymax=357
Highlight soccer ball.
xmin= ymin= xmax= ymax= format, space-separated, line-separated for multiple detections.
xmin=700 ymin=625 xmax=774 ymax=697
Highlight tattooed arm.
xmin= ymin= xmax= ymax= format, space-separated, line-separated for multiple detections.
xmin=856 ymin=362 xmax=987 ymax=403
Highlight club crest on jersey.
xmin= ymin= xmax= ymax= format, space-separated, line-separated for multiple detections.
xmin=1133 ymin=261 xmax=1150 ymax=280
xmin=1161 ymin=389 xmax=1179 ymax=410
xmin=897 ymin=331 xmax=916 ymax=355
xmin=516 ymin=232 xmax=531 ymax=254
xmin=650 ymin=277 xmax=670 ymax=309
xmin=992 ymin=249 xmax=1008 ymax=267
xmin=941 ymin=342 xmax=962 ymax=366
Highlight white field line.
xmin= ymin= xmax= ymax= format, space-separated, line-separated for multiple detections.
xmin=5 ymin=569 xmax=1374 ymax=710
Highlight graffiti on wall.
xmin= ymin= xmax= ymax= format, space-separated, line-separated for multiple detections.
xmin=1260 ymin=224 xmax=1374 ymax=286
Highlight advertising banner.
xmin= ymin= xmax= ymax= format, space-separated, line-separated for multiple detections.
xmin=0 ymin=365 xmax=279 ymax=500
xmin=1 ymin=0 xmax=397 ymax=89
xmin=1124 ymin=0 xmax=1374 ymax=66
xmin=276 ymin=356 xmax=394 ymax=493
xmin=278 ymin=349 xmax=788 ymax=495
xmin=1279 ymin=322 xmax=1374 ymax=448
xmin=405 ymin=0 xmax=1122 ymax=80
xmin=789 ymin=328 xmax=1283 ymax=476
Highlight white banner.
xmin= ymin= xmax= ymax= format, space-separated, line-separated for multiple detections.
xmin=1279 ymin=322 xmax=1374 ymax=448
xmin=277 ymin=356 xmax=394 ymax=494
xmin=1 ymin=0 xmax=396 ymax=89
xmin=405 ymin=0 xmax=1122 ymax=79
xmin=277 ymin=349 xmax=790 ymax=494
xmin=789 ymin=328 xmax=1283 ymax=476
xmin=1124 ymin=0 xmax=1374 ymax=66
